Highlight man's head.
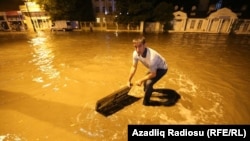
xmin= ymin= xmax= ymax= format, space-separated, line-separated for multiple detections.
xmin=132 ymin=36 xmax=146 ymax=56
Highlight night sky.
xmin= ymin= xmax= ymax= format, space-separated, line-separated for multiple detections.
xmin=0 ymin=0 xmax=249 ymax=18
xmin=0 ymin=0 xmax=24 ymax=11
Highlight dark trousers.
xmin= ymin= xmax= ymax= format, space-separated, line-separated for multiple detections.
xmin=143 ymin=69 xmax=167 ymax=105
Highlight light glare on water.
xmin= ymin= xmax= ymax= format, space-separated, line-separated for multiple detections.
xmin=0 ymin=31 xmax=249 ymax=140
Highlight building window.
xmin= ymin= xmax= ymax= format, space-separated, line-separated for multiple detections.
xmin=190 ymin=20 xmax=195 ymax=29
xmin=96 ymin=7 xmax=100 ymax=13
xmin=102 ymin=7 xmax=105 ymax=13
xmin=197 ymin=20 xmax=202 ymax=29
xmin=0 ymin=16 xmax=4 ymax=20
xmin=96 ymin=18 xmax=100 ymax=23
xmin=234 ymin=20 xmax=243 ymax=30
xmin=109 ymin=6 xmax=112 ymax=13
xmin=243 ymin=22 xmax=249 ymax=32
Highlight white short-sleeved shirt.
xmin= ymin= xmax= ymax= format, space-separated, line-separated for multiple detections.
xmin=132 ymin=47 xmax=167 ymax=72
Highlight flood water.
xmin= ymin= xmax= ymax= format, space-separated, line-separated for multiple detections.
xmin=0 ymin=31 xmax=249 ymax=141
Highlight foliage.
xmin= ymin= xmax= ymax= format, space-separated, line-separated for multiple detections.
xmin=153 ymin=2 xmax=173 ymax=22
xmin=153 ymin=2 xmax=174 ymax=31
xmin=36 ymin=0 xmax=95 ymax=21
xmin=115 ymin=0 xmax=174 ymax=31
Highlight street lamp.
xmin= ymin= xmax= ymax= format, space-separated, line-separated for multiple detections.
xmin=23 ymin=0 xmax=36 ymax=32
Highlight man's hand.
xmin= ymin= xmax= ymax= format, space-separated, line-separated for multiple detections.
xmin=135 ymin=72 xmax=155 ymax=86
xmin=127 ymin=81 xmax=132 ymax=87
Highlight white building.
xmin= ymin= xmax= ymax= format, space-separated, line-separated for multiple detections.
xmin=19 ymin=1 xmax=51 ymax=32
xmin=170 ymin=8 xmax=250 ymax=34
xmin=233 ymin=19 xmax=250 ymax=35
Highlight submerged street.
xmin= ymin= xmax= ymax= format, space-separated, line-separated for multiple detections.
xmin=0 ymin=31 xmax=249 ymax=140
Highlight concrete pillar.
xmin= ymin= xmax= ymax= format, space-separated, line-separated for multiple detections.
xmin=227 ymin=19 xmax=233 ymax=33
xmin=155 ymin=22 xmax=160 ymax=33
xmin=246 ymin=21 xmax=250 ymax=33
xmin=182 ymin=18 xmax=187 ymax=31
xmin=24 ymin=15 xmax=33 ymax=32
xmin=217 ymin=19 xmax=222 ymax=33
xmin=216 ymin=19 xmax=221 ymax=33
xmin=206 ymin=19 xmax=212 ymax=32
xmin=140 ymin=21 xmax=144 ymax=33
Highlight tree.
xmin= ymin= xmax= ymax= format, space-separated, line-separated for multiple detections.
xmin=37 ymin=0 xmax=95 ymax=21
xmin=115 ymin=0 xmax=153 ymax=25
xmin=115 ymin=0 xmax=174 ymax=32
xmin=152 ymin=2 xmax=174 ymax=31
xmin=114 ymin=0 xmax=130 ymax=24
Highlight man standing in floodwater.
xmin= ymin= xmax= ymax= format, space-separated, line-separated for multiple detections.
xmin=127 ymin=35 xmax=168 ymax=106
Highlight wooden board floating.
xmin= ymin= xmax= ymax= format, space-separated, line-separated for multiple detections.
xmin=95 ymin=86 xmax=140 ymax=116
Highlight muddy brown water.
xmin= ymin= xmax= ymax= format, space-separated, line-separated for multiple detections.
xmin=0 ymin=31 xmax=249 ymax=140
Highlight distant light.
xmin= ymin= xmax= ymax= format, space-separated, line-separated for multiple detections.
xmin=216 ymin=0 xmax=223 ymax=10
xmin=26 ymin=2 xmax=36 ymax=7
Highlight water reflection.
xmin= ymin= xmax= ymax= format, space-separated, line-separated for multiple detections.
xmin=0 ymin=32 xmax=249 ymax=141
xmin=0 ymin=134 xmax=25 ymax=141
xmin=29 ymin=32 xmax=61 ymax=91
